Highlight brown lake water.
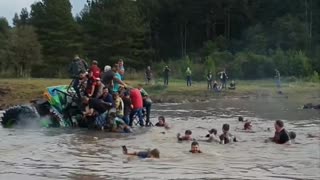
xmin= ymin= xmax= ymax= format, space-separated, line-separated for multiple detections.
xmin=0 ymin=96 xmax=319 ymax=180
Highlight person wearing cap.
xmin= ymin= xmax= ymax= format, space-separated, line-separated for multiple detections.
xmin=68 ymin=55 xmax=88 ymax=98
xmin=92 ymin=78 xmax=105 ymax=98
xmin=89 ymin=60 xmax=101 ymax=80
xmin=205 ymin=128 xmax=220 ymax=143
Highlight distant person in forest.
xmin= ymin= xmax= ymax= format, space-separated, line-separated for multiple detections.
xmin=118 ymin=59 xmax=125 ymax=80
xmin=218 ymin=69 xmax=228 ymax=89
xmin=207 ymin=71 xmax=213 ymax=90
xmin=68 ymin=55 xmax=88 ymax=98
xmin=186 ymin=67 xmax=192 ymax=86
xmin=163 ymin=66 xmax=171 ymax=86
xmin=274 ymin=69 xmax=281 ymax=93
xmin=89 ymin=60 xmax=101 ymax=80
xmin=145 ymin=66 xmax=153 ymax=85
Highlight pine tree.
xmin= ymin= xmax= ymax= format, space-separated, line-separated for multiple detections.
xmin=30 ymin=0 xmax=82 ymax=76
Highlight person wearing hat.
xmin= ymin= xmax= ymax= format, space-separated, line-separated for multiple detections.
xmin=89 ymin=60 xmax=101 ymax=80
xmin=68 ymin=55 xmax=88 ymax=98
xmin=205 ymin=128 xmax=220 ymax=143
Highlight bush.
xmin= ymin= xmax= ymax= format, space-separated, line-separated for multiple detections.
xmin=309 ymin=71 xmax=320 ymax=82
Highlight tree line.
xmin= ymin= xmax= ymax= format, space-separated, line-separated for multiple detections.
xmin=0 ymin=0 xmax=319 ymax=80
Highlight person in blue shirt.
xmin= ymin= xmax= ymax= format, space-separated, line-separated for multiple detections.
xmin=112 ymin=64 xmax=126 ymax=93
xmin=122 ymin=146 xmax=160 ymax=159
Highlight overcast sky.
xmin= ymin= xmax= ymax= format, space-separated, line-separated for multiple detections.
xmin=0 ymin=0 xmax=87 ymax=25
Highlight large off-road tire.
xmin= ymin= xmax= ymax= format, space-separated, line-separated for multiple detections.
xmin=1 ymin=105 xmax=40 ymax=128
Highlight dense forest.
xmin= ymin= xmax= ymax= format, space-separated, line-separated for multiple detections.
xmin=0 ymin=0 xmax=319 ymax=81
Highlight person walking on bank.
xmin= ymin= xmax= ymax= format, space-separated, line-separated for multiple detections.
xmin=145 ymin=66 xmax=152 ymax=85
xmin=207 ymin=71 xmax=213 ymax=90
xmin=218 ymin=69 xmax=228 ymax=90
xmin=163 ymin=66 xmax=171 ymax=86
xmin=186 ymin=67 xmax=192 ymax=86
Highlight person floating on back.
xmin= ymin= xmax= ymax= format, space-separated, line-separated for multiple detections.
xmin=219 ymin=124 xmax=237 ymax=144
xmin=177 ymin=130 xmax=193 ymax=141
xmin=190 ymin=141 xmax=202 ymax=153
xmin=122 ymin=146 xmax=160 ymax=159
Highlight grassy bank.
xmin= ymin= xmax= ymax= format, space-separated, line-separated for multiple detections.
xmin=0 ymin=78 xmax=319 ymax=109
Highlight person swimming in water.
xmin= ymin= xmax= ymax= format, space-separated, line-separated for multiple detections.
xmin=190 ymin=141 xmax=202 ymax=153
xmin=289 ymin=131 xmax=296 ymax=143
xmin=177 ymin=130 xmax=193 ymax=141
xmin=122 ymin=146 xmax=160 ymax=159
xmin=219 ymin=124 xmax=237 ymax=144
xmin=155 ymin=116 xmax=170 ymax=129
xmin=244 ymin=121 xmax=252 ymax=131
xmin=272 ymin=120 xmax=290 ymax=144
xmin=205 ymin=128 xmax=220 ymax=143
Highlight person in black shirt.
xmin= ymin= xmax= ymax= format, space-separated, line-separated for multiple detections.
xmin=272 ymin=120 xmax=290 ymax=144
xmin=163 ymin=66 xmax=171 ymax=86
xmin=82 ymin=96 xmax=109 ymax=130
xmin=121 ymin=91 xmax=132 ymax=125
xmin=102 ymin=65 xmax=115 ymax=91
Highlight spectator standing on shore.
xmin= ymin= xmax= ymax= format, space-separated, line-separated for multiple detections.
xmin=218 ymin=69 xmax=228 ymax=89
xmin=145 ymin=66 xmax=152 ymax=85
xmin=186 ymin=67 xmax=192 ymax=87
xmin=207 ymin=71 xmax=213 ymax=90
xmin=163 ymin=66 xmax=171 ymax=86
xmin=275 ymin=69 xmax=281 ymax=92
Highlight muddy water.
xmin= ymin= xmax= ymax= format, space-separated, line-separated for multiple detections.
xmin=0 ymin=97 xmax=319 ymax=180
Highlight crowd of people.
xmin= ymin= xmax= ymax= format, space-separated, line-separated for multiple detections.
xmin=68 ymin=55 xmax=153 ymax=132
xmin=68 ymin=55 xmax=301 ymax=160
xmin=122 ymin=117 xmax=299 ymax=159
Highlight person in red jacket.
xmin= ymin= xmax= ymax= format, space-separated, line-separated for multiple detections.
xmin=129 ymin=88 xmax=144 ymax=127
xmin=90 ymin=60 xmax=101 ymax=80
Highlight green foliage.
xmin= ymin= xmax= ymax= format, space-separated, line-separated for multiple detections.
xmin=30 ymin=0 xmax=81 ymax=76
xmin=0 ymin=0 xmax=319 ymax=79
xmin=309 ymin=71 xmax=320 ymax=82
xmin=79 ymin=0 xmax=153 ymax=69
xmin=7 ymin=26 xmax=42 ymax=77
